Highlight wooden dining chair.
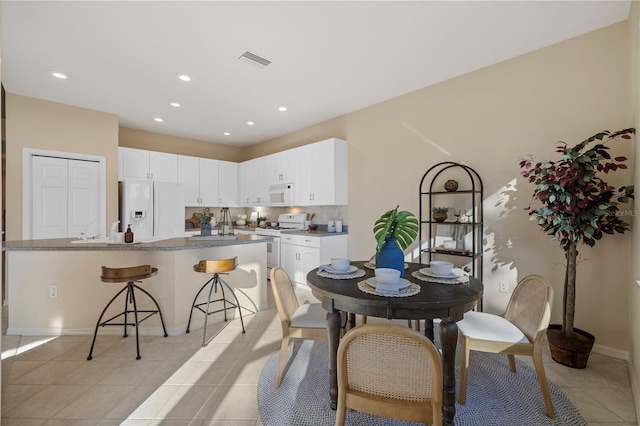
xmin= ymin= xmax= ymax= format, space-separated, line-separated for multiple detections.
xmin=457 ymin=274 xmax=555 ymax=418
xmin=335 ymin=323 xmax=443 ymax=426
xmin=270 ymin=267 xmax=328 ymax=387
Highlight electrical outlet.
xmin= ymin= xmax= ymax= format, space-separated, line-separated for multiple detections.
xmin=322 ymin=214 xmax=328 ymax=221
xmin=499 ymin=280 xmax=508 ymax=293
xmin=49 ymin=284 xmax=58 ymax=298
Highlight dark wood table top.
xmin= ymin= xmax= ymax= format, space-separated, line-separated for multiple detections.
xmin=306 ymin=260 xmax=483 ymax=322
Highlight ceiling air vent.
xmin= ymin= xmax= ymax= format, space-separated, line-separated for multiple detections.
xmin=238 ymin=51 xmax=272 ymax=68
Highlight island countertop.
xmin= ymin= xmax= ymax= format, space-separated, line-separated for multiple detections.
xmin=2 ymin=234 xmax=273 ymax=252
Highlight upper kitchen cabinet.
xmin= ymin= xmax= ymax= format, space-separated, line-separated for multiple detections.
xmin=266 ymin=149 xmax=296 ymax=185
xmin=294 ymin=138 xmax=347 ymax=206
xmin=240 ymin=157 xmax=269 ymax=206
xmin=218 ymin=160 xmax=239 ymax=207
xmin=118 ymin=147 xmax=178 ymax=182
xmin=177 ymin=155 xmax=219 ymax=206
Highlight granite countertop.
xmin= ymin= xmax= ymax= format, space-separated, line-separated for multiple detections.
xmin=3 ymin=234 xmax=273 ymax=252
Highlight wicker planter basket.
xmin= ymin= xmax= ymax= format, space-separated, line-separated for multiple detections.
xmin=546 ymin=324 xmax=595 ymax=369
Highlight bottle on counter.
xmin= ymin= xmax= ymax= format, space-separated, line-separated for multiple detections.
xmin=124 ymin=224 xmax=134 ymax=243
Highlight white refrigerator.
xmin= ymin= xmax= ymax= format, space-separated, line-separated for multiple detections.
xmin=119 ymin=180 xmax=185 ymax=241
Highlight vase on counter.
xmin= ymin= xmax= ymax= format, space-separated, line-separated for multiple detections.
xmin=375 ymin=237 xmax=405 ymax=278
xmin=236 ymin=219 xmax=246 ymax=226
xmin=201 ymin=222 xmax=212 ymax=236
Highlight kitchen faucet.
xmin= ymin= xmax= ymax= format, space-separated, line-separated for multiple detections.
xmin=80 ymin=220 xmax=101 ymax=241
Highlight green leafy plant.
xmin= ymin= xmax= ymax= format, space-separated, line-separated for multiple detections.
xmin=519 ymin=128 xmax=634 ymax=338
xmin=374 ymin=205 xmax=419 ymax=252
xmin=195 ymin=207 xmax=213 ymax=225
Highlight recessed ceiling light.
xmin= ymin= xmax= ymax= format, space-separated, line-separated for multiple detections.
xmin=154 ymin=117 xmax=164 ymax=122
xmin=177 ymin=74 xmax=191 ymax=82
xmin=278 ymin=106 xmax=287 ymax=112
xmin=246 ymin=121 xmax=255 ymax=126
xmin=170 ymin=102 xmax=181 ymax=107
xmin=223 ymin=132 xmax=231 ymax=136
xmin=51 ymin=71 xmax=70 ymax=80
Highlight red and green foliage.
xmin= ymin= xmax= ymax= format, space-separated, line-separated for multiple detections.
xmin=519 ymin=128 xmax=634 ymax=337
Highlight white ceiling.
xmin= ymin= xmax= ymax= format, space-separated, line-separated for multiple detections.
xmin=1 ymin=1 xmax=631 ymax=147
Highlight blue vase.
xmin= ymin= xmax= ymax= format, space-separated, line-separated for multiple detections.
xmin=375 ymin=237 xmax=405 ymax=278
xmin=201 ymin=222 xmax=212 ymax=236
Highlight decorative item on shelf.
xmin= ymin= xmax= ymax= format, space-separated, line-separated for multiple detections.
xmin=195 ymin=208 xmax=215 ymax=236
xmin=217 ymin=207 xmax=234 ymax=236
xmin=444 ymin=179 xmax=458 ymax=192
xmin=186 ymin=213 xmax=200 ymax=229
xmin=236 ymin=214 xmax=247 ymax=226
xmin=519 ymin=128 xmax=634 ymax=368
xmin=432 ymin=206 xmax=449 ymax=222
xmin=373 ymin=205 xmax=419 ymax=278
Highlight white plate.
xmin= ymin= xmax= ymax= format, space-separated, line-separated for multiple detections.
xmin=321 ymin=265 xmax=358 ymax=275
xmin=366 ymin=277 xmax=411 ymax=290
xmin=419 ymin=267 xmax=464 ymax=279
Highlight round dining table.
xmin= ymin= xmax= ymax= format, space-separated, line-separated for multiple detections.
xmin=306 ymin=260 xmax=483 ymax=426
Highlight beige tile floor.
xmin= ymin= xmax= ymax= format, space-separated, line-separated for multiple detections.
xmin=0 ymin=286 xmax=637 ymax=425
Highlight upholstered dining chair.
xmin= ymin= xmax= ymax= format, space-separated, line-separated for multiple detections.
xmin=457 ymin=274 xmax=555 ymax=418
xmin=270 ymin=267 xmax=327 ymax=387
xmin=335 ymin=323 xmax=443 ymax=426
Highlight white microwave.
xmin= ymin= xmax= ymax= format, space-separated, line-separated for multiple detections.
xmin=269 ymin=183 xmax=294 ymax=206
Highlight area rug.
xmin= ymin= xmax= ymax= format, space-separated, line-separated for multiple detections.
xmin=257 ymin=338 xmax=586 ymax=426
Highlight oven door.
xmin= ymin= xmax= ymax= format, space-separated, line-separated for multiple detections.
xmin=266 ymin=237 xmax=281 ymax=278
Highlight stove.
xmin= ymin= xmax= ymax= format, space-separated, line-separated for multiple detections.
xmin=254 ymin=213 xmax=308 ymax=237
xmin=255 ymin=213 xmax=308 ymax=278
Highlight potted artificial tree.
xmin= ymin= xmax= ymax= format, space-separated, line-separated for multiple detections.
xmin=519 ymin=128 xmax=634 ymax=368
xmin=373 ymin=205 xmax=419 ymax=277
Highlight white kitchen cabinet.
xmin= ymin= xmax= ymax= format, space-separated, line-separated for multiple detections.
xmin=177 ymin=155 xmax=219 ymax=206
xmin=118 ymin=147 xmax=178 ymax=182
xmin=218 ymin=160 xmax=239 ymax=207
xmin=294 ymin=138 xmax=347 ymax=206
xmin=240 ymin=157 xmax=268 ymax=206
xmin=280 ymin=233 xmax=348 ymax=288
xmin=267 ymin=150 xmax=296 ymax=185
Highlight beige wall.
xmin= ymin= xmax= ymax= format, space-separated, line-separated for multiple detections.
xmin=119 ymin=127 xmax=244 ymax=163
xmin=5 ymin=94 xmax=119 ymax=241
xmin=254 ymin=22 xmax=633 ymax=351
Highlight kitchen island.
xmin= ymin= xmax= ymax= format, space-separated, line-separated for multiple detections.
xmin=3 ymin=235 xmax=271 ymax=335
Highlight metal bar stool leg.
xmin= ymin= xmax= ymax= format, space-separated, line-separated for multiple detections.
xmin=218 ymin=276 xmax=245 ymax=333
xmin=217 ymin=276 xmax=229 ymax=322
xmin=186 ymin=277 xmax=214 ymax=334
xmin=129 ymin=282 xmax=141 ymax=360
xmin=87 ymin=285 xmax=130 ymax=360
xmin=201 ymin=276 xmax=219 ymax=347
xmin=132 ymin=283 xmax=169 ymax=337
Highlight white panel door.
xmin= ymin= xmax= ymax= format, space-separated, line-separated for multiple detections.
xmin=32 ymin=156 xmax=68 ymax=239
xmin=32 ymin=156 xmax=100 ymax=239
xmin=68 ymin=160 xmax=100 ymax=238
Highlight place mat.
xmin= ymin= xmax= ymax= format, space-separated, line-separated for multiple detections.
xmin=316 ymin=268 xmax=366 ymax=280
xmin=357 ymin=280 xmax=421 ymax=297
xmin=411 ymin=270 xmax=469 ymax=285
xmin=363 ymin=262 xmax=409 ymax=270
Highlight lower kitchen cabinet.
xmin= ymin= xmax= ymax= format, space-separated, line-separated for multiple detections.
xmin=280 ymin=233 xmax=347 ymax=287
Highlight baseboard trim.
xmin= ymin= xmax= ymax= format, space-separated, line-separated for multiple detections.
xmin=592 ymin=342 xmax=629 ymax=360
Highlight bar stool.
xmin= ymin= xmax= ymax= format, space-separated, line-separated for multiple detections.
xmin=87 ymin=265 xmax=168 ymax=361
xmin=186 ymin=256 xmax=245 ymax=346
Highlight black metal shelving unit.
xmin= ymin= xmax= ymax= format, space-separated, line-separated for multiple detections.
xmin=419 ymin=162 xmax=484 ymax=309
